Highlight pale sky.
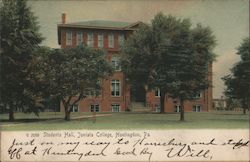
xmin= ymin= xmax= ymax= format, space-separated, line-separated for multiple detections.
xmin=28 ymin=0 xmax=249 ymax=99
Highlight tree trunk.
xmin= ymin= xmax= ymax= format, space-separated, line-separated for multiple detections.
xmin=160 ymin=90 xmax=165 ymax=113
xmin=63 ymin=102 xmax=71 ymax=121
xmin=9 ymin=106 xmax=14 ymax=121
xmin=180 ymin=98 xmax=185 ymax=121
xmin=242 ymin=98 xmax=247 ymax=115
xmin=65 ymin=110 xmax=71 ymax=121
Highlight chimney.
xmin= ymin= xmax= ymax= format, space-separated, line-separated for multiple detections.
xmin=62 ymin=13 xmax=66 ymax=24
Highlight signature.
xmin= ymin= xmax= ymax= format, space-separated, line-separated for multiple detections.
xmin=6 ymin=135 xmax=249 ymax=161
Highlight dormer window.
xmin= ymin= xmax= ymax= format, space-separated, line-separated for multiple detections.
xmin=108 ymin=33 xmax=114 ymax=48
xmin=66 ymin=31 xmax=72 ymax=46
xmin=87 ymin=33 xmax=94 ymax=47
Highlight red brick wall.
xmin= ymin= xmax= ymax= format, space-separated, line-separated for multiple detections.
xmin=59 ymin=27 xmax=213 ymax=113
xmin=145 ymin=63 xmax=213 ymax=112
xmin=146 ymin=89 xmax=211 ymax=113
xmin=60 ymin=27 xmax=130 ymax=112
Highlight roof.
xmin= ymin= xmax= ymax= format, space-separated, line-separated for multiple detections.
xmin=57 ymin=20 xmax=143 ymax=45
xmin=67 ymin=20 xmax=132 ymax=28
xmin=58 ymin=20 xmax=142 ymax=30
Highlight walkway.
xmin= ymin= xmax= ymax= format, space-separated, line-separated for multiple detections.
xmin=0 ymin=114 xmax=112 ymax=127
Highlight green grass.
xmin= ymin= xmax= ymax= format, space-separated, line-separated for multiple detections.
xmin=0 ymin=111 xmax=249 ymax=131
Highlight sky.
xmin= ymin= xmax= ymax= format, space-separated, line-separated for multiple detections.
xmin=27 ymin=0 xmax=249 ymax=99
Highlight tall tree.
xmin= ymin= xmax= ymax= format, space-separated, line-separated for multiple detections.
xmin=223 ymin=38 xmax=250 ymax=114
xmin=169 ymin=24 xmax=216 ymax=121
xmin=122 ymin=12 xmax=216 ymax=121
xmin=0 ymin=0 xmax=43 ymax=120
xmin=34 ymin=46 xmax=113 ymax=120
xmin=122 ymin=13 xmax=190 ymax=113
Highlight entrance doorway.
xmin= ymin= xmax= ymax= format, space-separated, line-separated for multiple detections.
xmin=132 ymin=84 xmax=146 ymax=102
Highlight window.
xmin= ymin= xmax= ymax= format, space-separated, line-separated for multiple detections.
xmin=87 ymin=33 xmax=94 ymax=47
xmin=155 ymin=104 xmax=160 ymax=112
xmin=98 ymin=34 xmax=104 ymax=48
xmin=71 ymin=105 xmax=79 ymax=112
xmin=77 ymin=32 xmax=83 ymax=46
xmin=175 ymin=105 xmax=181 ymax=112
xmin=118 ymin=34 xmax=125 ymax=47
xmin=66 ymin=31 xmax=72 ymax=46
xmin=108 ymin=33 xmax=114 ymax=48
xmin=111 ymin=104 xmax=120 ymax=112
xmin=88 ymin=90 xmax=100 ymax=97
xmin=111 ymin=80 xmax=120 ymax=96
xmin=155 ymin=88 xmax=161 ymax=97
xmin=194 ymin=91 xmax=202 ymax=98
xmin=90 ymin=104 xmax=100 ymax=112
xmin=193 ymin=105 xmax=201 ymax=112
xmin=111 ymin=56 xmax=121 ymax=71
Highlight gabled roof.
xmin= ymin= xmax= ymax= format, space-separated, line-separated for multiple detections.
xmin=58 ymin=20 xmax=142 ymax=30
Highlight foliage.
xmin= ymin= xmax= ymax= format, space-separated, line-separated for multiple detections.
xmin=226 ymin=98 xmax=241 ymax=111
xmin=0 ymin=0 xmax=43 ymax=120
xmin=223 ymin=37 xmax=250 ymax=114
xmin=33 ymin=46 xmax=113 ymax=120
xmin=122 ymin=12 xmax=216 ymax=121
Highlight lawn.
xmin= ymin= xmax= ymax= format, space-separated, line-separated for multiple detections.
xmin=0 ymin=111 xmax=249 ymax=131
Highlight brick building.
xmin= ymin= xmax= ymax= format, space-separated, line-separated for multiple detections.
xmin=57 ymin=14 xmax=213 ymax=113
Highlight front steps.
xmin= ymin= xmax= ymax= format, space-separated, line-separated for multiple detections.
xmin=131 ymin=102 xmax=152 ymax=112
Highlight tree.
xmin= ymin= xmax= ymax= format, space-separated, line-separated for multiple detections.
xmin=168 ymin=24 xmax=216 ymax=121
xmin=122 ymin=13 xmax=188 ymax=113
xmin=121 ymin=23 xmax=156 ymax=102
xmin=122 ymin=12 xmax=216 ymax=121
xmin=34 ymin=46 xmax=113 ymax=120
xmin=226 ymin=98 xmax=241 ymax=111
xmin=0 ymin=0 xmax=43 ymax=121
xmin=223 ymin=38 xmax=250 ymax=114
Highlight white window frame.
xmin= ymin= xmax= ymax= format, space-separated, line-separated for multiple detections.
xmin=111 ymin=80 xmax=120 ymax=96
xmin=118 ymin=34 xmax=125 ymax=47
xmin=155 ymin=88 xmax=161 ymax=97
xmin=71 ymin=105 xmax=79 ymax=112
xmin=98 ymin=34 xmax=104 ymax=48
xmin=87 ymin=33 xmax=94 ymax=47
xmin=193 ymin=105 xmax=201 ymax=112
xmin=155 ymin=104 xmax=160 ymax=112
xmin=90 ymin=104 xmax=100 ymax=112
xmin=108 ymin=33 xmax=114 ymax=48
xmin=66 ymin=31 xmax=72 ymax=46
xmin=111 ymin=56 xmax=121 ymax=71
xmin=194 ymin=91 xmax=202 ymax=98
xmin=77 ymin=32 xmax=83 ymax=46
xmin=111 ymin=104 xmax=120 ymax=112
xmin=175 ymin=105 xmax=181 ymax=112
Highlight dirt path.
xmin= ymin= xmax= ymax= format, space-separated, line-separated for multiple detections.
xmin=0 ymin=114 xmax=112 ymax=127
xmin=71 ymin=113 xmax=112 ymax=119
